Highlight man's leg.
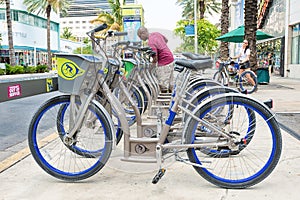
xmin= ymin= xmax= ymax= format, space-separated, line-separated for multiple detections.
xmin=154 ymin=64 xmax=173 ymax=93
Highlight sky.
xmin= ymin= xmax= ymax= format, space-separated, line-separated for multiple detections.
xmin=136 ymin=0 xmax=183 ymax=30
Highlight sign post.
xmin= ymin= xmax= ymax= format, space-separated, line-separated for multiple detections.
xmin=121 ymin=5 xmax=144 ymax=43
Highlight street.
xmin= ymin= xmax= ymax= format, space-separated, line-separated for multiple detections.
xmin=0 ymin=91 xmax=61 ymax=161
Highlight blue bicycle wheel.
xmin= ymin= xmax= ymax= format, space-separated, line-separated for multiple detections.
xmin=185 ymin=94 xmax=282 ymax=188
xmin=28 ymin=95 xmax=113 ymax=181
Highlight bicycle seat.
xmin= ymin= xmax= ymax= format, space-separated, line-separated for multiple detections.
xmin=182 ymin=52 xmax=211 ymax=60
xmin=175 ymin=59 xmax=212 ymax=71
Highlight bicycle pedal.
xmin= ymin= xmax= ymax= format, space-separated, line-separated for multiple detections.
xmin=152 ymin=168 xmax=166 ymax=184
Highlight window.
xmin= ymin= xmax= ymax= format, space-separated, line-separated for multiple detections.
xmin=12 ymin=10 xmax=19 ymax=21
xmin=291 ymin=24 xmax=300 ymax=64
xmin=28 ymin=15 xmax=34 ymax=26
xmin=0 ymin=10 xmax=5 ymax=20
xmin=18 ymin=12 xmax=28 ymax=24
xmin=50 ymin=22 xmax=59 ymax=31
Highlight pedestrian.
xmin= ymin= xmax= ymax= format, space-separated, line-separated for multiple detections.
xmin=267 ymin=52 xmax=274 ymax=75
xmin=231 ymin=39 xmax=256 ymax=87
xmin=137 ymin=26 xmax=174 ymax=93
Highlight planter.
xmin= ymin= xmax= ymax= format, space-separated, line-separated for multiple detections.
xmin=0 ymin=72 xmax=58 ymax=102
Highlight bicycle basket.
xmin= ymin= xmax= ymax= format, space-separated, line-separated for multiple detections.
xmin=122 ymin=59 xmax=136 ymax=78
xmin=55 ymin=53 xmax=103 ymax=95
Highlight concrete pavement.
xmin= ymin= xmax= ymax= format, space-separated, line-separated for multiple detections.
xmin=0 ymin=74 xmax=300 ymax=200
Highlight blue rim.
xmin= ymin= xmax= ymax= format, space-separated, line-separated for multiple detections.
xmin=59 ymin=103 xmax=105 ymax=154
xmin=31 ymin=99 xmax=109 ymax=177
xmin=191 ymin=100 xmax=276 ymax=184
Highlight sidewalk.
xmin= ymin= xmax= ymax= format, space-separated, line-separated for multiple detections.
xmin=0 ymin=74 xmax=300 ymax=200
xmin=252 ymin=75 xmax=300 ymax=113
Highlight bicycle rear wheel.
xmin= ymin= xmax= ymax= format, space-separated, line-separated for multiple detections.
xmin=113 ymin=84 xmax=144 ymax=126
xmin=28 ymin=95 xmax=113 ymax=181
xmin=184 ymin=94 xmax=282 ymax=188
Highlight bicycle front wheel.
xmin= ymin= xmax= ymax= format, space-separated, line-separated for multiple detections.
xmin=184 ymin=94 xmax=282 ymax=188
xmin=28 ymin=95 xmax=113 ymax=181
xmin=238 ymin=71 xmax=257 ymax=94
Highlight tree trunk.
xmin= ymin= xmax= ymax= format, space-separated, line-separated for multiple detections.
xmin=5 ymin=0 xmax=15 ymax=66
xmin=46 ymin=5 xmax=52 ymax=71
xmin=199 ymin=0 xmax=205 ymax=19
xmin=244 ymin=0 xmax=258 ymax=70
xmin=220 ymin=0 xmax=229 ymax=60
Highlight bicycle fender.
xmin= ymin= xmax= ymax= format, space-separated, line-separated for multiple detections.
xmin=92 ymin=99 xmax=117 ymax=149
xmin=182 ymin=93 xmax=277 ymax=135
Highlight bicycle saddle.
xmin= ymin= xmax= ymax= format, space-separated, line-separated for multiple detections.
xmin=182 ymin=52 xmax=211 ymax=60
xmin=175 ymin=59 xmax=212 ymax=71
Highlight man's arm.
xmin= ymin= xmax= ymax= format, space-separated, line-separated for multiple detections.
xmin=163 ymin=35 xmax=168 ymax=43
xmin=152 ymin=55 xmax=158 ymax=64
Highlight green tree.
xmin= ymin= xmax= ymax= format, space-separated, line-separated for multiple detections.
xmin=90 ymin=0 xmax=125 ymax=32
xmin=73 ymin=45 xmax=93 ymax=54
xmin=90 ymin=11 xmax=117 ymax=35
xmin=174 ymin=19 xmax=220 ymax=54
xmin=1 ymin=0 xmax=16 ymax=66
xmin=108 ymin=0 xmax=125 ymax=26
xmin=24 ymin=0 xmax=70 ymax=70
xmin=61 ymin=27 xmax=76 ymax=41
xmin=219 ymin=0 xmax=229 ymax=60
xmin=244 ymin=0 xmax=258 ymax=69
xmin=177 ymin=0 xmax=221 ymax=20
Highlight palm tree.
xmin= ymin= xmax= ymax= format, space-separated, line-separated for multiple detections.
xmin=108 ymin=0 xmax=125 ymax=26
xmin=244 ymin=0 xmax=258 ymax=70
xmin=219 ymin=0 xmax=229 ymax=60
xmin=177 ymin=0 xmax=221 ymax=20
xmin=91 ymin=12 xmax=115 ymax=25
xmin=24 ymin=0 xmax=70 ymax=70
xmin=2 ymin=0 xmax=16 ymax=66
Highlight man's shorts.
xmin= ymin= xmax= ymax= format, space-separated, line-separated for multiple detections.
xmin=153 ymin=63 xmax=174 ymax=91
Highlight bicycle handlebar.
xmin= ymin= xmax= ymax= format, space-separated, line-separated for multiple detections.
xmin=88 ymin=23 xmax=108 ymax=34
xmin=114 ymin=32 xmax=128 ymax=37
xmin=111 ymin=41 xmax=131 ymax=48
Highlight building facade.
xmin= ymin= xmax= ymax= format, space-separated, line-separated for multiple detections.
xmin=60 ymin=0 xmax=136 ymax=40
xmin=285 ymin=0 xmax=300 ymax=78
xmin=227 ymin=0 xmax=294 ymax=77
xmin=0 ymin=1 xmax=60 ymax=66
xmin=257 ymin=0 xmax=285 ymax=77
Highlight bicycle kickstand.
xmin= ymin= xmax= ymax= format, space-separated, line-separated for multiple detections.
xmin=152 ymin=144 xmax=166 ymax=184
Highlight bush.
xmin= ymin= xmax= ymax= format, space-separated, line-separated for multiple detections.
xmin=0 ymin=64 xmax=50 ymax=75
xmin=6 ymin=65 xmax=25 ymax=74
xmin=25 ymin=66 xmax=37 ymax=73
xmin=0 ymin=68 xmax=5 ymax=75
xmin=36 ymin=64 xmax=49 ymax=73
xmin=6 ymin=64 xmax=25 ymax=75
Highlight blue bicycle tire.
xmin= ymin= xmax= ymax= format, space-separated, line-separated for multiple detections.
xmin=28 ymin=95 xmax=113 ymax=181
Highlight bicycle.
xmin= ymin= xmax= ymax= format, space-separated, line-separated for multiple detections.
xmin=28 ymin=24 xmax=282 ymax=189
xmin=213 ymin=59 xmax=258 ymax=94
